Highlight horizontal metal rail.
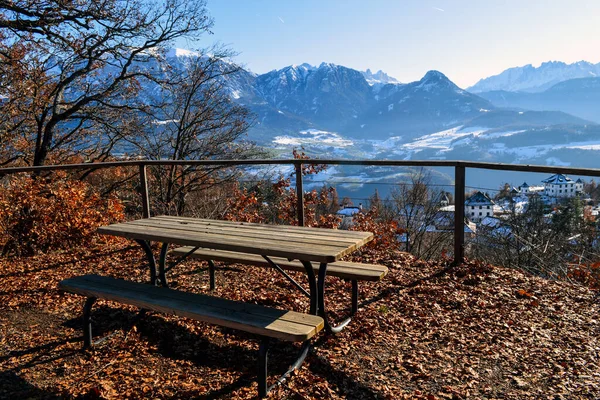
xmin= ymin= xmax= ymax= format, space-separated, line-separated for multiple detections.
xmin=3 ymin=158 xmax=600 ymax=266
xmin=3 ymin=159 xmax=600 ymax=176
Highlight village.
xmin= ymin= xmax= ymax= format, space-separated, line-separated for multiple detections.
xmin=336 ymin=173 xmax=599 ymax=251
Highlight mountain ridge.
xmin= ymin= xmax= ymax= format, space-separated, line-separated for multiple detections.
xmin=477 ymin=76 xmax=600 ymax=123
xmin=106 ymin=48 xmax=600 ymax=191
xmin=468 ymin=60 xmax=600 ymax=93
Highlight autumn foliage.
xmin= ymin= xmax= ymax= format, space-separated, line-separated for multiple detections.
xmin=223 ymin=151 xmax=405 ymax=257
xmin=0 ymin=174 xmax=124 ymax=256
xmin=568 ymin=261 xmax=600 ymax=290
xmin=349 ymin=205 xmax=405 ymax=257
xmin=224 ymin=151 xmax=340 ymax=228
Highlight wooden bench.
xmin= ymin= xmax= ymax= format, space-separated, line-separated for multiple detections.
xmin=170 ymin=247 xmax=388 ymax=331
xmin=59 ymin=274 xmax=324 ymax=398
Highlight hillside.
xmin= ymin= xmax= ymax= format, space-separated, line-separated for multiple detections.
xmin=345 ymin=71 xmax=495 ymax=140
xmin=477 ymin=77 xmax=600 ymax=123
xmin=0 ymin=241 xmax=598 ymax=399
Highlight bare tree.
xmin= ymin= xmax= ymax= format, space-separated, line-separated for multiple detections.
xmin=389 ymin=169 xmax=451 ymax=259
xmin=471 ymin=196 xmax=600 ymax=278
xmin=127 ymin=49 xmax=261 ymax=215
xmin=0 ymin=0 xmax=214 ymax=166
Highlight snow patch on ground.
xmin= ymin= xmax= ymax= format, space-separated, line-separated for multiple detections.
xmin=273 ymin=129 xmax=353 ymax=148
xmin=565 ymin=142 xmax=600 ymax=150
xmin=166 ymin=48 xmax=200 ymax=58
xmin=488 ymin=144 xmax=559 ymax=161
xmin=273 ymin=136 xmax=302 ymax=146
xmin=369 ymin=136 xmax=404 ymax=151
xmin=484 ymin=130 xmax=526 ymax=139
xmin=402 ymin=126 xmax=488 ymax=151
xmin=485 ymin=140 xmax=600 ymax=162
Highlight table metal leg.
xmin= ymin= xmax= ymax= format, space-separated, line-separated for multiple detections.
xmin=135 ymin=241 xmax=200 ymax=288
xmin=264 ymin=256 xmax=311 ymax=299
xmin=135 ymin=240 xmax=158 ymax=286
xmin=82 ymin=297 xmax=97 ymax=349
xmin=351 ymin=280 xmax=359 ymax=314
xmin=317 ymin=262 xmax=353 ymax=334
xmin=158 ymin=243 xmax=169 ymax=287
xmin=300 ymin=260 xmax=318 ymax=315
xmin=207 ymin=260 xmax=216 ymax=290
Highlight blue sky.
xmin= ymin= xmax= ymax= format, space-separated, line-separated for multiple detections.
xmin=177 ymin=0 xmax=600 ymax=88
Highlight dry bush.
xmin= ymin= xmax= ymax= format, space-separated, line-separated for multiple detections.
xmin=0 ymin=174 xmax=124 ymax=256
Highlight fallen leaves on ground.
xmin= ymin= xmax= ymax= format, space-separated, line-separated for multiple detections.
xmin=0 ymin=238 xmax=599 ymax=399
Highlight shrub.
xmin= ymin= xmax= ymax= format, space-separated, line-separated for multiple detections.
xmin=0 ymin=174 xmax=124 ymax=256
xmin=350 ymin=205 xmax=405 ymax=258
xmin=568 ymin=262 xmax=600 ymax=291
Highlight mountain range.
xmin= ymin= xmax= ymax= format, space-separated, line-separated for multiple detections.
xmin=159 ymin=50 xmax=600 ymax=192
xmin=468 ymin=61 xmax=600 ymax=93
xmin=476 ymin=77 xmax=600 ymax=123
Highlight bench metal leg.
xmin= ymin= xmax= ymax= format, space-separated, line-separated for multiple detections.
xmin=83 ymin=297 xmax=97 ymax=349
xmin=208 ymin=260 xmax=216 ymax=290
xmin=258 ymin=339 xmax=311 ymax=398
xmin=258 ymin=339 xmax=270 ymax=397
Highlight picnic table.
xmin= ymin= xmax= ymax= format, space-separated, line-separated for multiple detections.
xmin=97 ymin=215 xmax=377 ymax=330
xmin=60 ymin=215 xmax=383 ymax=397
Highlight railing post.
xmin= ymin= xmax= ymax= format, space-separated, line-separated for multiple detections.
xmin=453 ymin=165 xmax=465 ymax=265
xmin=139 ymin=164 xmax=150 ymax=218
xmin=295 ymin=162 xmax=304 ymax=226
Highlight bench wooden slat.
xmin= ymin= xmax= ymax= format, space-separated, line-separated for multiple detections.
xmin=171 ymin=247 xmax=388 ymax=282
xmin=59 ymin=275 xmax=324 ymax=342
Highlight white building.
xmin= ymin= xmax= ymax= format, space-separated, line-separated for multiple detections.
xmin=465 ymin=191 xmax=495 ymax=222
xmin=336 ymin=205 xmax=362 ymax=228
xmin=541 ymin=174 xmax=583 ymax=198
xmin=519 ymin=182 xmax=544 ymax=196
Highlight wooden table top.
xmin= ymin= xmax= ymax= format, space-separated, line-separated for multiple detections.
xmin=98 ymin=215 xmax=374 ymax=263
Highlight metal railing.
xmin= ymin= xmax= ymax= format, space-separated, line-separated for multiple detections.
xmin=3 ymin=159 xmax=600 ymax=265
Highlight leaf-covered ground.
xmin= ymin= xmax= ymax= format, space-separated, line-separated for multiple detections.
xmin=1 ymin=239 xmax=599 ymax=399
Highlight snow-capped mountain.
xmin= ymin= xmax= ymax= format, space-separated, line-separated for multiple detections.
xmin=468 ymin=61 xmax=600 ymax=93
xmin=82 ymin=47 xmax=600 ymax=193
xmin=361 ymin=68 xmax=400 ymax=85
xmin=254 ymin=62 xmax=373 ymax=128
xmin=346 ymin=70 xmax=495 ymax=139
xmin=477 ymin=77 xmax=600 ymax=123
xmin=114 ymin=49 xmax=600 ymax=181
